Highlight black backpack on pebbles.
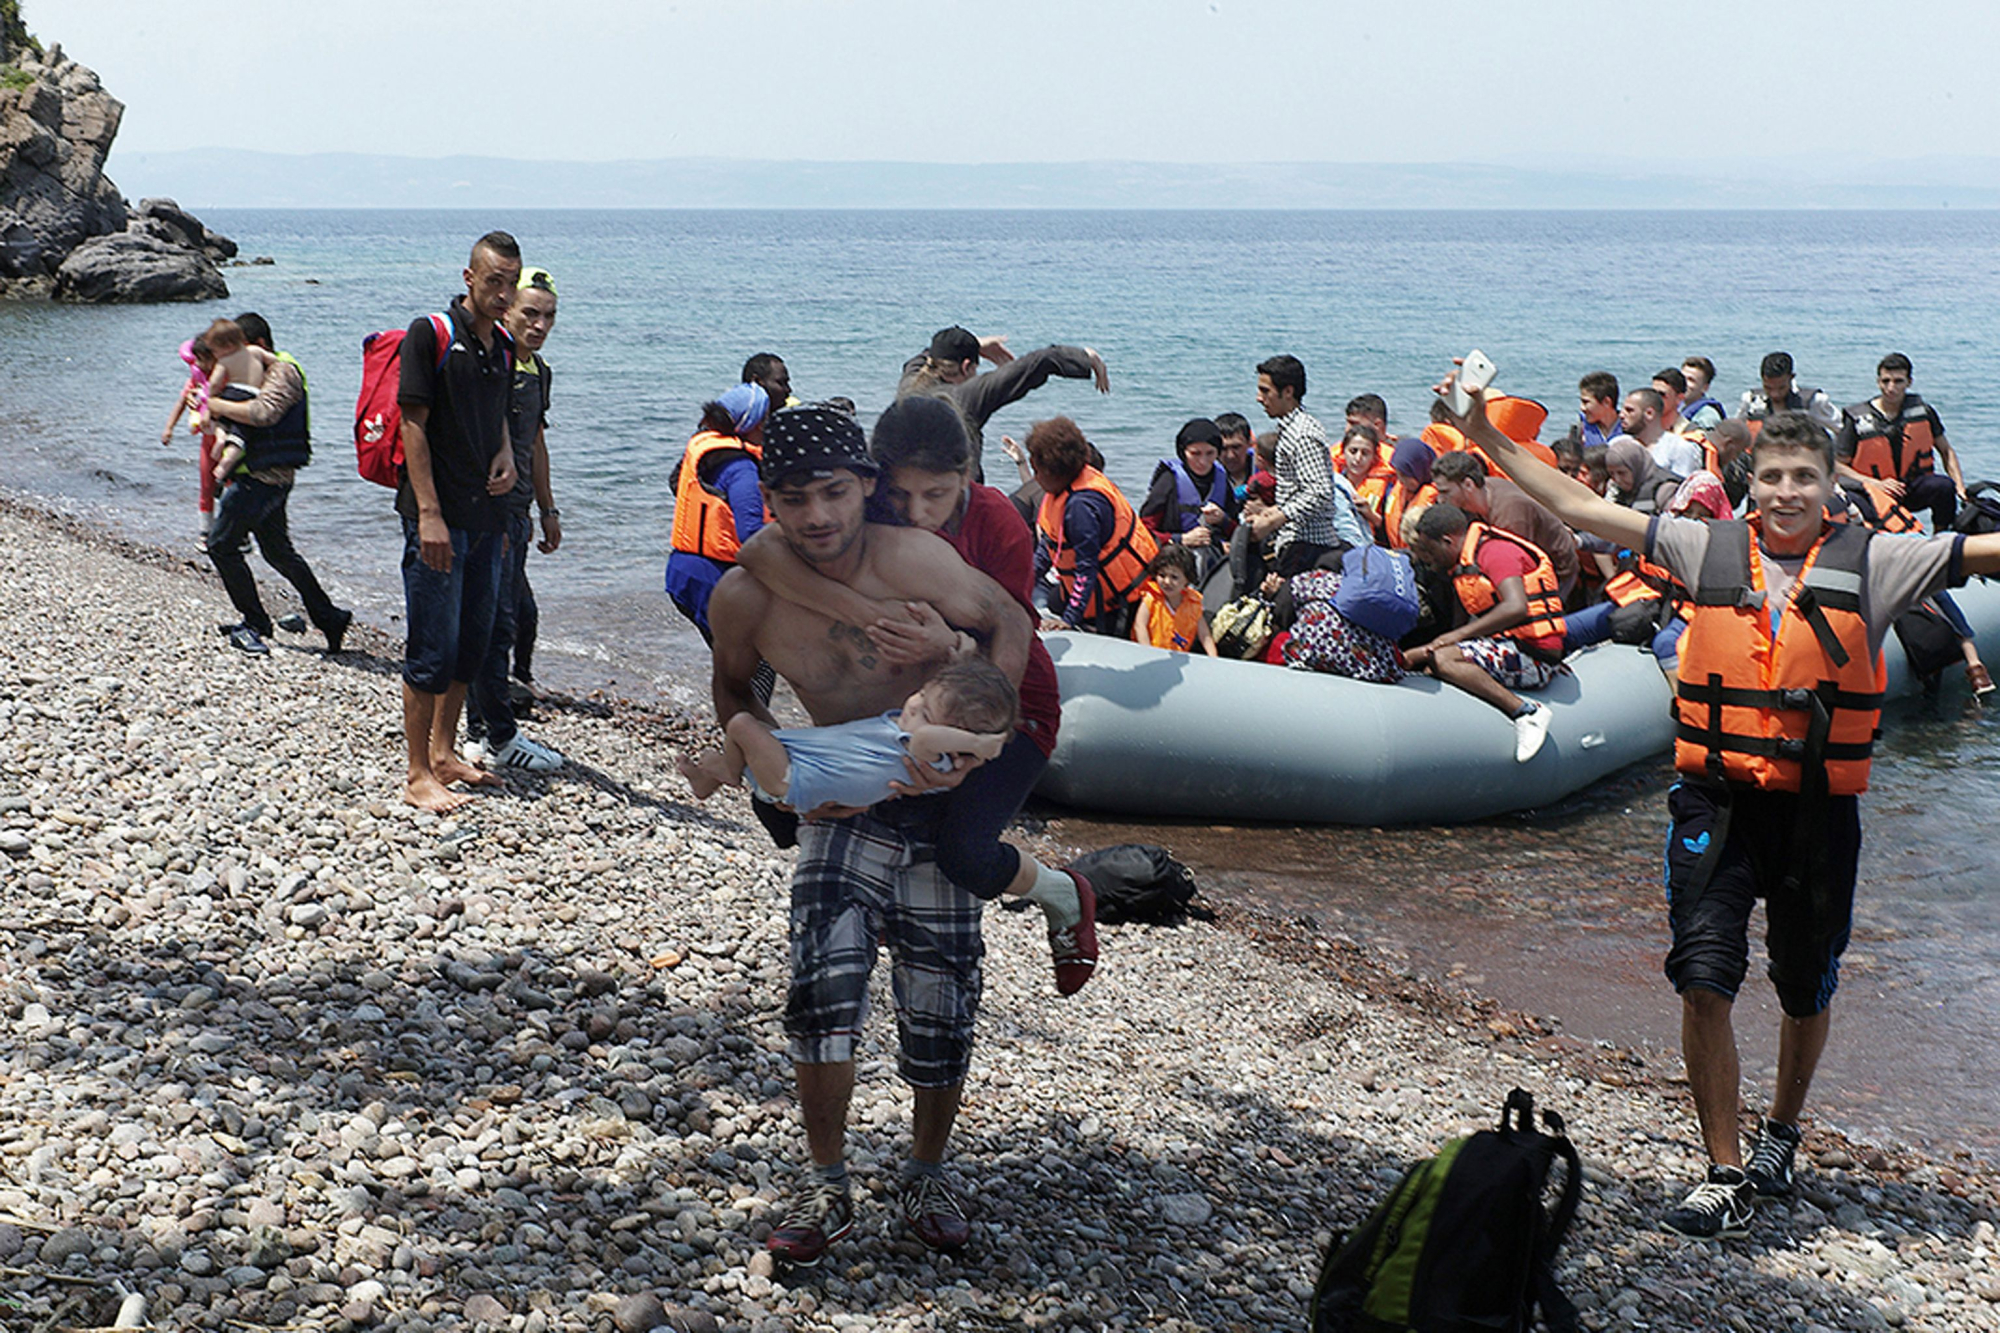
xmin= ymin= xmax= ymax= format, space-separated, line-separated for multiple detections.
xmin=1311 ymin=1088 xmax=1581 ymax=1333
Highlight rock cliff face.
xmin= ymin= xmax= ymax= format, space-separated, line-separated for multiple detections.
xmin=1 ymin=40 xmax=229 ymax=301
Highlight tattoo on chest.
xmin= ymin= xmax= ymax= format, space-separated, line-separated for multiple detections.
xmin=829 ymin=621 xmax=881 ymax=672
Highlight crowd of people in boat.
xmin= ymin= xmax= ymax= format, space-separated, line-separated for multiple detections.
xmin=667 ymin=335 xmax=1995 ymax=767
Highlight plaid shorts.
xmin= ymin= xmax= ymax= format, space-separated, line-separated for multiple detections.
xmin=785 ymin=813 xmax=984 ymax=1088
xmin=1454 ymin=636 xmax=1565 ymax=691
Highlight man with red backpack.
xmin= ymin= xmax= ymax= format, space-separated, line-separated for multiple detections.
xmin=394 ymin=230 xmax=522 ymax=812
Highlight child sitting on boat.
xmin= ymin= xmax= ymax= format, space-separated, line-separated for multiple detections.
xmin=678 ymin=658 xmax=1017 ymax=811
xmin=1132 ymin=544 xmax=1217 ymax=655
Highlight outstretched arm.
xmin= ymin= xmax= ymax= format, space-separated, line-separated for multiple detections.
xmin=1964 ymin=533 xmax=2000 ymax=578
xmin=1437 ymin=374 xmax=1651 ymax=551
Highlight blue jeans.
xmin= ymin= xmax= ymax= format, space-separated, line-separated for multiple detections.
xmin=401 ymin=518 xmax=503 ymax=695
xmin=469 ymin=509 xmax=532 ymax=745
xmin=206 ymin=476 xmax=338 ymax=638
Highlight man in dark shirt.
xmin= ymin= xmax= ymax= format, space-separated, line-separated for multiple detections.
xmin=742 ymin=351 xmax=794 ymax=409
xmin=396 ymin=230 xmax=521 ymax=812
xmin=467 ymin=264 xmax=565 ymax=773
xmin=899 ymin=324 xmax=1110 ymax=466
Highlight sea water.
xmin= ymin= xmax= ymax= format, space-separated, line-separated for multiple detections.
xmin=2 ymin=208 xmax=1997 ymax=1157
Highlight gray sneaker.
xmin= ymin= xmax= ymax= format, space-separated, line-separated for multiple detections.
xmin=221 ymin=623 xmax=270 ymax=656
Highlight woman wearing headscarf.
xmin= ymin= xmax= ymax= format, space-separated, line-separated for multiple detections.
xmin=664 ymin=382 xmax=770 ymax=641
xmin=1605 ymin=437 xmax=1682 ymax=515
xmin=1383 ymin=435 xmax=1440 ymax=551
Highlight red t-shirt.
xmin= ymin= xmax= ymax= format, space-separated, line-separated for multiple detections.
xmin=947 ymin=484 xmax=1062 ymax=757
xmin=1474 ymin=536 xmax=1564 ymax=658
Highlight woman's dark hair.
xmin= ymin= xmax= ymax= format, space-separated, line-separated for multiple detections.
xmin=872 ymin=395 xmax=971 ymax=473
xmin=1026 ymin=416 xmax=1092 ymax=490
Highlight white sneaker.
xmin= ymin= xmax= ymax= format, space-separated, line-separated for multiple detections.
xmin=1513 ymin=703 xmax=1552 ymax=763
xmin=489 ymin=733 xmax=564 ymax=773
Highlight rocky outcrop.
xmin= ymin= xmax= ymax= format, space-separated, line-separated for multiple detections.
xmin=51 ymin=229 xmax=227 ymax=302
xmin=1 ymin=43 xmax=228 ymax=301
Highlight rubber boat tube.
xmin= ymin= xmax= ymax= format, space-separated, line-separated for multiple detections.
xmin=1036 ymin=577 xmax=2000 ymax=825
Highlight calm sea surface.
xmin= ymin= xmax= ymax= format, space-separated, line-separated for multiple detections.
xmin=2 ymin=209 xmax=1997 ymax=1159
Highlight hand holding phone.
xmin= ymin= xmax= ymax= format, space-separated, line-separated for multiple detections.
xmin=1448 ymin=349 xmax=1497 ymax=418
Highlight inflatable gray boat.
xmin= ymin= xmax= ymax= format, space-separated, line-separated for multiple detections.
xmin=1036 ymin=578 xmax=2000 ymax=825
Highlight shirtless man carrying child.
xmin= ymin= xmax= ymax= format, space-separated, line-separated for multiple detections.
xmin=702 ymin=405 xmax=1034 ymax=1268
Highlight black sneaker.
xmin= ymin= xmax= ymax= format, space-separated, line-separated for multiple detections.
xmin=1660 ymin=1164 xmax=1754 ymax=1239
xmin=1745 ymin=1118 xmax=1801 ymax=1197
xmin=222 ymin=623 xmax=270 ymax=656
xmin=766 ymin=1180 xmax=853 ymax=1268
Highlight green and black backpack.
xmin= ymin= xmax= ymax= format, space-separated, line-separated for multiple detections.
xmin=1310 ymin=1088 xmax=1581 ymax=1333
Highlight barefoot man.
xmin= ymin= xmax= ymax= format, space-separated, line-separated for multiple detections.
xmin=396 ymin=230 xmax=521 ymax=811
xmin=703 ymin=406 xmax=1033 ymax=1268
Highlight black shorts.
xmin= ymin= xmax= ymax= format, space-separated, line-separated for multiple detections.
xmin=1662 ymin=781 xmax=1860 ymax=1018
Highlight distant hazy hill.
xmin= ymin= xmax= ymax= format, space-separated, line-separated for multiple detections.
xmin=100 ymin=151 xmax=2000 ymax=211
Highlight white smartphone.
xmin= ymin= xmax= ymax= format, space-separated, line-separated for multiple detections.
xmin=1448 ymin=349 xmax=1497 ymax=417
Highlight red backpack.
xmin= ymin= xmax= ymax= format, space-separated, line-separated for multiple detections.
xmin=355 ymin=313 xmax=452 ymax=487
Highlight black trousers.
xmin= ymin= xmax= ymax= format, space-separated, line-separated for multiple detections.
xmin=205 ymin=476 xmax=338 ymax=638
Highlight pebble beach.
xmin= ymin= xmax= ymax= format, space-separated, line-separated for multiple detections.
xmin=4 ymin=496 xmax=2000 ymax=1333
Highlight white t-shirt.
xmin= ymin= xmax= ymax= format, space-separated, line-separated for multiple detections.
xmin=1648 ymin=432 xmax=1705 ymax=480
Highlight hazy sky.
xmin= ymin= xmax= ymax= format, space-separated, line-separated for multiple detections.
xmin=26 ymin=0 xmax=1997 ymax=165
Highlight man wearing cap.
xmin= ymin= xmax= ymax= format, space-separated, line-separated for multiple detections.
xmin=467 ymin=265 xmax=565 ymax=773
xmin=705 ymin=406 xmax=1035 ymax=1268
xmin=899 ymin=324 xmax=1111 ymax=461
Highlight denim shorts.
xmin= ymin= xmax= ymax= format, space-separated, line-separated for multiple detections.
xmin=401 ymin=518 xmax=503 ymax=695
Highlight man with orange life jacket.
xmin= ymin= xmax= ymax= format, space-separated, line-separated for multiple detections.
xmin=1138 ymin=417 xmax=1238 ymax=585
xmin=1404 ymin=502 xmax=1567 ymax=764
xmin=664 ymin=382 xmax=770 ymax=642
xmin=1028 ymin=414 xmax=1158 ymax=636
xmin=1442 ymin=382 xmax=2000 ymax=1241
xmin=1834 ymin=352 xmax=1966 ymax=532
xmin=1431 ymin=451 xmax=1581 ymax=601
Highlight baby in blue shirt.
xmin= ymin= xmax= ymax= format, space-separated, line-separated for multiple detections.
xmin=679 ymin=658 xmax=1017 ymax=812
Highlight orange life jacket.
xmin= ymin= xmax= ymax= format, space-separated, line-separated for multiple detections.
xmin=1673 ymin=518 xmax=1883 ymax=795
xmin=669 ymin=431 xmax=764 ymax=563
xmin=1847 ymin=397 xmax=1938 ymax=484
xmin=1834 ymin=478 xmax=1924 ymax=535
xmin=1424 ymin=409 xmax=1560 ymax=470
xmin=1354 ymin=474 xmax=1391 ymax=540
xmin=1384 ymin=480 xmax=1438 ymax=550
xmin=1451 ymin=522 xmax=1567 ymax=651
xmin=1038 ymin=466 xmax=1158 ymax=615
xmin=1135 ymin=584 xmax=1205 ymax=652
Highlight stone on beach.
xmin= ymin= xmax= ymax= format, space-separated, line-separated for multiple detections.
xmin=0 ymin=496 xmax=1996 ymax=1333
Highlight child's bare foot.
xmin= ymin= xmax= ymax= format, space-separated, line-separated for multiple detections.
xmin=433 ymin=754 xmax=503 ymax=789
xmin=404 ymin=774 xmax=472 ymax=812
xmin=676 ymin=752 xmax=726 ymax=800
